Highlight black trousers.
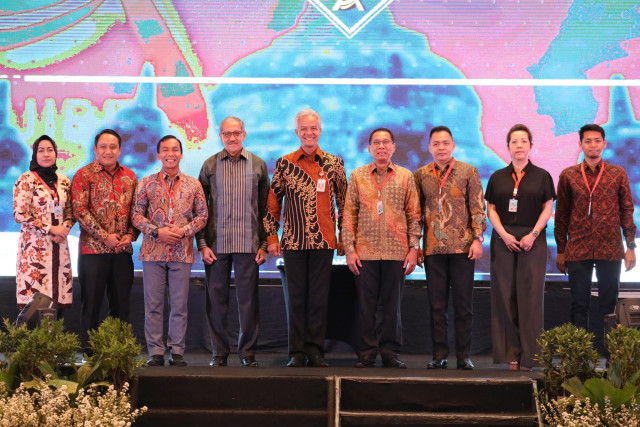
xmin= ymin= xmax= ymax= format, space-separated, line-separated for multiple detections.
xmin=78 ymin=253 xmax=134 ymax=344
xmin=425 ymin=253 xmax=475 ymax=361
xmin=205 ymin=253 xmax=260 ymax=359
xmin=282 ymin=249 xmax=333 ymax=357
xmin=355 ymin=260 xmax=405 ymax=360
xmin=490 ymin=226 xmax=546 ymax=367
xmin=567 ymin=259 xmax=621 ymax=331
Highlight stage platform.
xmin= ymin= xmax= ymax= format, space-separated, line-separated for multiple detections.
xmin=131 ymin=353 xmax=541 ymax=427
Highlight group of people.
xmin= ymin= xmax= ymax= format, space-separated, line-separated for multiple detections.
xmin=13 ymin=108 xmax=636 ymax=371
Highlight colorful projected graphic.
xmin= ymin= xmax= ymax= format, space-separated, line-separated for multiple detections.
xmin=1 ymin=0 xmax=639 ymax=280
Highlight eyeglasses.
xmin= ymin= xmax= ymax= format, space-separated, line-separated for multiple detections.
xmin=220 ymin=131 xmax=244 ymax=139
xmin=371 ymin=140 xmax=393 ymax=147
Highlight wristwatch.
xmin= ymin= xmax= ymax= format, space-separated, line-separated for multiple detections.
xmin=151 ymin=228 xmax=159 ymax=239
xmin=628 ymin=241 xmax=637 ymax=250
xmin=531 ymin=230 xmax=540 ymax=238
xmin=412 ymin=245 xmax=420 ymax=250
xmin=474 ymin=236 xmax=484 ymax=243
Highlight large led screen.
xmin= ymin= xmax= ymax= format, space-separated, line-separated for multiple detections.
xmin=1 ymin=0 xmax=639 ymax=282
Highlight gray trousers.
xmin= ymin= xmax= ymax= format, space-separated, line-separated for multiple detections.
xmin=490 ymin=225 xmax=546 ymax=367
xmin=205 ymin=253 xmax=259 ymax=358
xmin=142 ymin=261 xmax=192 ymax=356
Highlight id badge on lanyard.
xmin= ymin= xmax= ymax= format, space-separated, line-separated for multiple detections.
xmin=509 ymin=170 xmax=525 ymax=213
xmin=316 ymin=169 xmax=326 ymax=192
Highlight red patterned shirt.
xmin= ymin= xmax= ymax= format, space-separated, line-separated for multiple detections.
xmin=264 ymin=147 xmax=347 ymax=250
xmin=71 ymin=160 xmax=138 ymax=255
xmin=554 ymin=160 xmax=637 ymax=261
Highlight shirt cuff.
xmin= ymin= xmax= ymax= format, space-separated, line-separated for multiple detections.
xmin=196 ymin=238 xmax=208 ymax=250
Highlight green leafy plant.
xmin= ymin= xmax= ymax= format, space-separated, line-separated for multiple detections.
xmin=562 ymin=361 xmax=640 ymax=411
xmin=85 ymin=317 xmax=144 ymax=390
xmin=536 ymin=323 xmax=600 ymax=400
xmin=607 ymin=324 xmax=640 ymax=384
xmin=0 ymin=318 xmax=79 ymax=383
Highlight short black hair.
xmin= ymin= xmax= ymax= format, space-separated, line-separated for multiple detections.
xmin=579 ymin=124 xmax=605 ymax=141
xmin=368 ymin=127 xmax=395 ymax=144
xmin=157 ymin=135 xmax=183 ymax=153
xmin=429 ymin=125 xmax=452 ymax=139
xmin=94 ymin=129 xmax=122 ymax=148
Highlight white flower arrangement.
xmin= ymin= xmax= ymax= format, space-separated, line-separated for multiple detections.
xmin=542 ymin=396 xmax=640 ymax=427
xmin=0 ymin=381 xmax=146 ymax=427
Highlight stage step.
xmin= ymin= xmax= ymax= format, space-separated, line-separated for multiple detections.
xmin=338 ymin=376 xmax=538 ymax=426
xmin=340 ymin=411 xmax=538 ymax=426
xmin=131 ymin=369 xmax=539 ymax=427
xmin=132 ymin=371 xmax=331 ymax=427
xmin=135 ymin=409 xmax=329 ymax=427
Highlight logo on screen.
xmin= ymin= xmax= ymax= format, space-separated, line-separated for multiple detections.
xmin=308 ymin=0 xmax=394 ymax=39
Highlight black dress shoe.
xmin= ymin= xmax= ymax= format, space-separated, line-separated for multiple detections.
xmin=457 ymin=358 xmax=474 ymax=370
xmin=286 ymin=353 xmax=306 ymax=367
xmin=169 ymin=354 xmax=187 ymax=366
xmin=306 ymin=353 xmax=329 ymax=367
xmin=209 ymin=356 xmax=228 ymax=367
xmin=240 ymin=356 xmax=259 ymax=367
xmin=382 ymin=357 xmax=407 ymax=369
xmin=355 ymin=355 xmax=376 ymax=368
xmin=146 ymin=355 xmax=165 ymax=367
xmin=426 ymin=358 xmax=448 ymax=369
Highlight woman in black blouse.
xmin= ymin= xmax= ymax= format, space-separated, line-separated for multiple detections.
xmin=485 ymin=124 xmax=555 ymax=370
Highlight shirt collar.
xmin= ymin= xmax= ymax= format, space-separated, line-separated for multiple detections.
xmin=433 ymin=157 xmax=455 ymax=172
xmin=295 ymin=147 xmax=324 ymax=161
xmin=507 ymin=160 xmax=534 ymax=173
xmin=581 ymin=159 xmax=604 ymax=173
xmin=160 ymin=170 xmax=182 ymax=180
xmin=91 ymin=159 xmax=122 ymax=174
xmin=221 ymin=148 xmax=248 ymax=160
xmin=370 ymin=162 xmax=395 ymax=174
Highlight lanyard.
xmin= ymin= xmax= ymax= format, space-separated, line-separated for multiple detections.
xmin=432 ymin=159 xmax=455 ymax=197
xmin=432 ymin=159 xmax=455 ymax=213
xmin=511 ymin=170 xmax=526 ymax=198
xmin=580 ymin=161 xmax=605 ymax=216
xmin=32 ymin=171 xmax=59 ymax=204
xmin=369 ymin=164 xmax=394 ymax=199
xmin=159 ymin=172 xmax=180 ymax=206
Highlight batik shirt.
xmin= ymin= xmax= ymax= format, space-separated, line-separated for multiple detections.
xmin=555 ymin=160 xmax=636 ymax=261
xmin=264 ymin=147 xmax=347 ymax=250
xmin=343 ymin=162 xmax=421 ymax=261
xmin=72 ymin=160 xmax=138 ymax=255
xmin=414 ymin=159 xmax=486 ymax=255
xmin=14 ymin=171 xmax=75 ymax=307
xmin=132 ymin=171 xmax=208 ymax=263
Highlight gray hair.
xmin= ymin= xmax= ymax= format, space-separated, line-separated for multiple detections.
xmin=294 ymin=109 xmax=322 ymax=130
xmin=219 ymin=116 xmax=245 ymax=132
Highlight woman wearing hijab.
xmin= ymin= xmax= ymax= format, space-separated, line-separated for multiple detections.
xmin=485 ymin=124 xmax=555 ymax=371
xmin=13 ymin=135 xmax=75 ymax=311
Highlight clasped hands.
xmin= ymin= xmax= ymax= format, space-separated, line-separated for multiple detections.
xmin=104 ymin=232 xmax=134 ymax=253
xmin=501 ymin=232 xmax=536 ymax=252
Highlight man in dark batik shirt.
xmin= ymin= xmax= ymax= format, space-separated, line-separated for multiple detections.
xmin=555 ymin=123 xmax=637 ymax=331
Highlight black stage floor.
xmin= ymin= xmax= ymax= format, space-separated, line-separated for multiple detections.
xmin=137 ymin=352 xmax=540 ymax=375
